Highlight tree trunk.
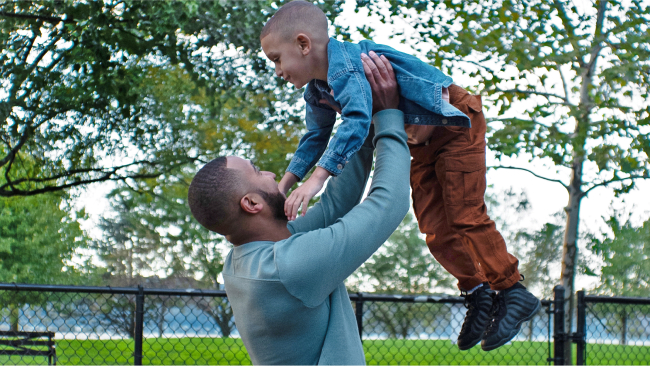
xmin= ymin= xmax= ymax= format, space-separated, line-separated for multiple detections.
xmin=561 ymin=162 xmax=582 ymax=364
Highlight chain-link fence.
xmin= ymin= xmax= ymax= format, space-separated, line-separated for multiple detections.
xmin=578 ymin=292 xmax=650 ymax=365
xmin=1 ymin=284 xmax=649 ymax=365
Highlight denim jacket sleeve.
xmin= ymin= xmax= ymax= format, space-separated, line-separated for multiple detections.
xmin=286 ymin=102 xmax=337 ymax=180
xmin=316 ymin=70 xmax=373 ymax=176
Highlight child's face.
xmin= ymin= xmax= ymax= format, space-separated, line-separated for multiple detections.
xmin=261 ymin=33 xmax=313 ymax=89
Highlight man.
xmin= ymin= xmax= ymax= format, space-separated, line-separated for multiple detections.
xmin=188 ymin=54 xmax=410 ymax=364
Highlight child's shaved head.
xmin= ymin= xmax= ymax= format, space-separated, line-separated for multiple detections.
xmin=260 ymin=1 xmax=329 ymax=42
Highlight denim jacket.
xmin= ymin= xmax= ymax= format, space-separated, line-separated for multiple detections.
xmin=286 ymin=38 xmax=471 ymax=180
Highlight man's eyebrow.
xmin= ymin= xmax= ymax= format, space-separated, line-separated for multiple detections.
xmin=249 ymin=161 xmax=259 ymax=172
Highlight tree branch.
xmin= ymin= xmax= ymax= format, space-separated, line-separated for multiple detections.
xmin=0 ymin=157 xmax=196 ymax=197
xmin=0 ymin=11 xmax=72 ymax=24
xmin=486 ymin=117 xmax=568 ymax=134
xmin=586 ymin=0 xmax=608 ymax=75
xmin=552 ymin=0 xmax=585 ymax=68
xmin=489 ymin=165 xmax=569 ymax=189
xmin=556 ymin=63 xmax=571 ymax=104
xmin=581 ymin=174 xmax=650 ymax=198
xmin=438 ymin=54 xmax=498 ymax=75
xmin=0 ymin=125 xmax=32 ymax=169
xmin=495 ymin=87 xmax=573 ymax=105
xmin=20 ymin=34 xmax=37 ymax=66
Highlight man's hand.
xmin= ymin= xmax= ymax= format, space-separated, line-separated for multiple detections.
xmin=361 ymin=51 xmax=399 ymax=114
xmin=284 ymin=166 xmax=330 ymax=220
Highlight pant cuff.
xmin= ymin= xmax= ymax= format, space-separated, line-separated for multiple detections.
xmin=457 ymin=273 xmax=488 ymax=292
xmin=490 ymin=269 xmax=522 ymax=291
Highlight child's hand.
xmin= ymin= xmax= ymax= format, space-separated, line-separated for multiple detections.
xmin=285 ymin=167 xmax=330 ymax=220
xmin=278 ymin=172 xmax=299 ymax=195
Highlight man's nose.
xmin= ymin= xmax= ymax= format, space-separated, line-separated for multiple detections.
xmin=262 ymin=171 xmax=276 ymax=180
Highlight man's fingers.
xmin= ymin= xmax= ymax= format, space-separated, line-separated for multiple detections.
xmin=380 ymin=55 xmax=396 ymax=80
xmin=362 ymin=53 xmax=382 ymax=82
xmin=361 ymin=55 xmax=378 ymax=90
xmin=368 ymin=51 xmax=388 ymax=80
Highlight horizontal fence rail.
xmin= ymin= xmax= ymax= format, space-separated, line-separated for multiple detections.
xmin=1 ymin=283 xmax=649 ymax=365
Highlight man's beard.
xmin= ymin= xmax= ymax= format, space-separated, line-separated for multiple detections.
xmin=257 ymin=190 xmax=288 ymax=222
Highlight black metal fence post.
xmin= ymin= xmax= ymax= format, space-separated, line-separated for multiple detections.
xmin=553 ymin=285 xmax=565 ymax=365
xmin=575 ymin=290 xmax=586 ymax=365
xmin=355 ymin=292 xmax=363 ymax=341
xmin=134 ymin=285 xmax=144 ymax=366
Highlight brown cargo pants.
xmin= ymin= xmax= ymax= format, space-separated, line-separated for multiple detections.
xmin=409 ymin=84 xmax=521 ymax=291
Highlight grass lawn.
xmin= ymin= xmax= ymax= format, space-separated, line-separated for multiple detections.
xmin=2 ymin=338 xmax=650 ymax=365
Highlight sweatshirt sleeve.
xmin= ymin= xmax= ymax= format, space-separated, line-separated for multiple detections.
xmin=275 ymin=110 xmax=411 ymax=307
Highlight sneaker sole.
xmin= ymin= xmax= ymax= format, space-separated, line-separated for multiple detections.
xmin=458 ymin=336 xmax=482 ymax=351
xmin=481 ymin=299 xmax=542 ymax=351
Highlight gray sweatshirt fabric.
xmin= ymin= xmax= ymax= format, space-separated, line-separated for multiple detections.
xmin=222 ymin=109 xmax=410 ymax=365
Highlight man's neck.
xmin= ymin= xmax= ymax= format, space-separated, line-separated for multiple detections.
xmin=229 ymin=220 xmax=292 ymax=246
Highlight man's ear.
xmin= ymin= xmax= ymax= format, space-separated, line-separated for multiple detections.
xmin=240 ymin=193 xmax=264 ymax=214
xmin=296 ymin=33 xmax=312 ymax=55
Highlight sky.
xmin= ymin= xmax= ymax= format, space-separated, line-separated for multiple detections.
xmin=75 ymin=0 xmax=650 ymax=293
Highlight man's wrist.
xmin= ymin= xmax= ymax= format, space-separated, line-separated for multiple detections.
xmin=372 ymin=109 xmax=404 ymax=126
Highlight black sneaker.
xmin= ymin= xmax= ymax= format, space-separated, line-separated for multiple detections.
xmin=481 ymin=282 xmax=541 ymax=351
xmin=457 ymin=283 xmax=494 ymax=350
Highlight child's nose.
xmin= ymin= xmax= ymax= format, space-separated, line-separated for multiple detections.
xmin=275 ymin=67 xmax=282 ymax=78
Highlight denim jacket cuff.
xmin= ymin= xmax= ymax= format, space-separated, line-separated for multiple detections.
xmin=317 ymin=150 xmax=349 ymax=176
xmin=286 ymin=156 xmax=311 ymax=181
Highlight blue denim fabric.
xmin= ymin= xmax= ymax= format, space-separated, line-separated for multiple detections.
xmin=286 ymin=38 xmax=471 ymax=180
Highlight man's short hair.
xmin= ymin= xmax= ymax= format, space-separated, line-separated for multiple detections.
xmin=188 ymin=157 xmax=242 ymax=234
xmin=260 ymin=0 xmax=328 ymax=41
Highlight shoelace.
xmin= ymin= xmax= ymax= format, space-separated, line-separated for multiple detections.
xmin=460 ymin=291 xmax=476 ymax=332
xmin=484 ymin=291 xmax=502 ymax=336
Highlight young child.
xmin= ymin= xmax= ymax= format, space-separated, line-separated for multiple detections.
xmin=260 ymin=0 xmax=540 ymax=351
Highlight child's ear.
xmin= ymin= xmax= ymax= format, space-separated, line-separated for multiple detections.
xmin=296 ymin=33 xmax=312 ymax=55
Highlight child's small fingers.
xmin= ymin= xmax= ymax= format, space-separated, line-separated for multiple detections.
xmin=291 ymin=201 xmax=301 ymax=221
xmin=301 ymin=197 xmax=310 ymax=216
xmin=284 ymin=195 xmax=295 ymax=216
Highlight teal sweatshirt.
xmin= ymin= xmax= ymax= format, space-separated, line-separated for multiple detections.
xmin=222 ymin=110 xmax=410 ymax=365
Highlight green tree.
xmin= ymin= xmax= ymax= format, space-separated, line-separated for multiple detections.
xmin=0 ymin=189 xmax=88 ymax=330
xmin=351 ymin=212 xmax=455 ymax=294
xmin=349 ymin=213 xmax=454 ymax=338
xmin=485 ymin=187 xmax=563 ymax=298
xmin=360 ymin=1 xmax=650 ymax=359
xmin=0 ymin=0 xmax=345 ymax=197
xmin=590 ymin=211 xmax=650 ymax=297
xmin=514 ymin=218 xmax=564 ymax=298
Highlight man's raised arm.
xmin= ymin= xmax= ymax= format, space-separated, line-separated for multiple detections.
xmin=275 ymin=53 xmax=411 ymax=306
